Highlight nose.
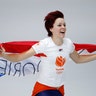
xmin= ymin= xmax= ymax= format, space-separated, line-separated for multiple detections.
xmin=61 ymin=25 xmax=66 ymax=32
xmin=62 ymin=25 xmax=66 ymax=29
xmin=62 ymin=24 xmax=66 ymax=27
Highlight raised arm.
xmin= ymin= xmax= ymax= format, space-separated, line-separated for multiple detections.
xmin=70 ymin=50 xmax=96 ymax=64
xmin=0 ymin=46 xmax=36 ymax=62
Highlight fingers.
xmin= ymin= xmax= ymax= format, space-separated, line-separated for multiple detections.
xmin=0 ymin=45 xmax=5 ymax=53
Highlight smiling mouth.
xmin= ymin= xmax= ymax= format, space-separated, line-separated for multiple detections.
xmin=60 ymin=32 xmax=65 ymax=34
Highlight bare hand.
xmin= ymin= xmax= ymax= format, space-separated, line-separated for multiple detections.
xmin=0 ymin=45 xmax=5 ymax=57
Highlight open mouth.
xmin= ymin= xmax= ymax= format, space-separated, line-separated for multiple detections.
xmin=60 ymin=32 xmax=65 ymax=34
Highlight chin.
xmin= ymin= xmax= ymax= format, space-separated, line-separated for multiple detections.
xmin=61 ymin=35 xmax=65 ymax=38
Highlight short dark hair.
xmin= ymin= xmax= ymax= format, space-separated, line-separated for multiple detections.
xmin=44 ymin=10 xmax=64 ymax=36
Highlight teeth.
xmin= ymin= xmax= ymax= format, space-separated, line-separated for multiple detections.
xmin=60 ymin=32 xmax=65 ymax=33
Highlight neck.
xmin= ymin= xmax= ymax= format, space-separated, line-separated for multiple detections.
xmin=51 ymin=36 xmax=63 ymax=46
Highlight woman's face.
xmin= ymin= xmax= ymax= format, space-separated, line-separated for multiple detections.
xmin=50 ymin=18 xmax=66 ymax=39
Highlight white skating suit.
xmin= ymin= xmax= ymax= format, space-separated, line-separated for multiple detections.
xmin=32 ymin=37 xmax=75 ymax=87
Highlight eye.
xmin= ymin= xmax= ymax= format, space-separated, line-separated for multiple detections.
xmin=63 ymin=23 xmax=66 ymax=27
xmin=57 ymin=24 xmax=62 ymax=27
xmin=57 ymin=23 xmax=66 ymax=27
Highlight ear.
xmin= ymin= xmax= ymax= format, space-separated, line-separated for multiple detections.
xmin=49 ymin=27 xmax=53 ymax=32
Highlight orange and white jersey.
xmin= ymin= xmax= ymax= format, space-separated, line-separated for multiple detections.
xmin=32 ymin=37 xmax=75 ymax=87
